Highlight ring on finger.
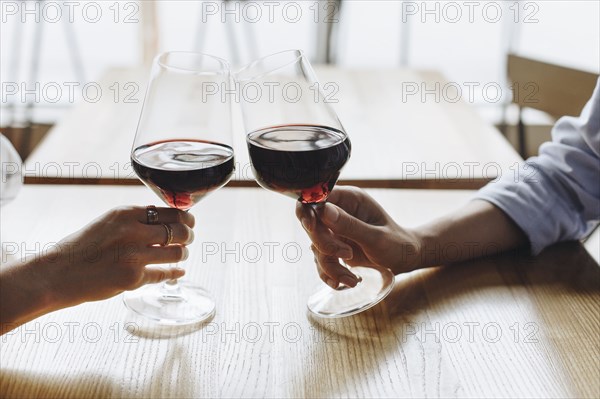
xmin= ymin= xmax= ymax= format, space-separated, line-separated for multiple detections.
xmin=146 ymin=205 xmax=159 ymax=225
xmin=161 ymin=223 xmax=173 ymax=246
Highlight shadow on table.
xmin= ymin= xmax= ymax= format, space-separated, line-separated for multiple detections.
xmin=0 ymin=343 xmax=195 ymax=398
xmin=299 ymin=242 xmax=599 ymax=398
xmin=0 ymin=369 xmax=118 ymax=399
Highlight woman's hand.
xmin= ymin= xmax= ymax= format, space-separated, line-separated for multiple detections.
xmin=296 ymin=186 xmax=421 ymax=289
xmin=49 ymin=205 xmax=195 ymax=306
xmin=1 ymin=206 xmax=195 ymax=331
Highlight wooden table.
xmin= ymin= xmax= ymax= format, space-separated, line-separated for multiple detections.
xmin=24 ymin=67 xmax=521 ymax=189
xmin=1 ymin=186 xmax=598 ymax=398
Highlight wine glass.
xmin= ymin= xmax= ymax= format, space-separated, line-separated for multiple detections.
xmin=124 ymin=52 xmax=235 ymax=325
xmin=236 ymin=50 xmax=394 ymax=318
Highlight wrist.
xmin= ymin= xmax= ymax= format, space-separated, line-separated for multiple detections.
xmin=35 ymin=253 xmax=78 ymax=310
xmin=410 ymin=225 xmax=441 ymax=270
xmin=0 ymin=256 xmax=60 ymax=328
xmin=28 ymin=255 xmax=66 ymax=312
xmin=390 ymin=226 xmax=424 ymax=274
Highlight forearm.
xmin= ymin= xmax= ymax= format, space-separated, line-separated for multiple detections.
xmin=0 ymin=257 xmax=62 ymax=334
xmin=413 ymin=199 xmax=529 ymax=268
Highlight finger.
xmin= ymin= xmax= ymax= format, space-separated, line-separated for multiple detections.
xmin=296 ymin=202 xmax=315 ymax=231
xmin=143 ymin=223 xmax=194 ymax=246
xmin=134 ymin=206 xmax=195 ymax=228
xmin=142 ymin=245 xmax=189 ymax=264
xmin=319 ymin=202 xmax=381 ymax=245
xmin=296 ymin=204 xmax=352 ymax=258
xmin=311 ymin=245 xmax=337 ymax=289
xmin=313 ymin=247 xmax=360 ymax=287
xmin=325 ymin=186 xmax=355 ymax=206
xmin=142 ymin=266 xmax=186 ymax=285
xmin=312 ymin=245 xmax=341 ymax=289
xmin=313 ymin=228 xmax=354 ymax=259
xmin=325 ymin=186 xmax=388 ymax=225
xmin=312 ymin=246 xmax=332 ymax=286
xmin=325 ymin=186 xmax=364 ymax=217
xmin=339 ymin=239 xmax=372 ymax=267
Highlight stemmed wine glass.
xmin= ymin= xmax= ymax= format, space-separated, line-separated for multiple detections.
xmin=124 ymin=52 xmax=235 ymax=325
xmin=236 ymin=50 xmax=394 ymax=318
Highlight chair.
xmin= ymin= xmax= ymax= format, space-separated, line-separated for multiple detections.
xmin=506 ymin=54 xmax=598 ymax=157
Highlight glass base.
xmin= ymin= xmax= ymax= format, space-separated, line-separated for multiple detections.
xmin=123 ymin=281 xmax=215 ymax=326
xmin=307 ymin=266 xmax=395 ymax=318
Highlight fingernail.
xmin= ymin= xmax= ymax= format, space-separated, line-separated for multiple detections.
xmin=182 ymin=247 xmax=189 ymax=261
xmin=174 ymin=267 xmax=186 ymax=276
xmin=326 ymin=278 xmax=338 ymax=289
xmin=339 ymin=275 xmax=358 ymax=288
xmin=323 ymin=203 xmax=339 ymax=223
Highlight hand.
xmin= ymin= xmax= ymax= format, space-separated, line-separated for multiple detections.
xmin=37 ymin=206 xmax=195 ymax=308
xmin=296 ymin=186 xmax=421 ymax=289
xmin=1 ymin=205 xmax=196 ymax=332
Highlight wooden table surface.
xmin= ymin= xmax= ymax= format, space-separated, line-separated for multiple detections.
xmin=25 ymin=67 xmax=521 ymax=189
xmin=1 ymin=186 xmax=598 ymax=398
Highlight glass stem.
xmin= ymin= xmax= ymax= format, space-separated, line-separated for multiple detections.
xmin=159 ymin=208 xmax=190 ymax=297
xmin=160 ymin=265 xmax=182 ymax=296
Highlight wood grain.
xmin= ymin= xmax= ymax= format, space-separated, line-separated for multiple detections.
xmin=24 ymin=67 xmax=522 ymax=188
xmin=1 ymin=186 xmax=597 ymax=398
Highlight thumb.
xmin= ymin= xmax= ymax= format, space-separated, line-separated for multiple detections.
xmin=319 ymin=202 xmax=379 ymax=244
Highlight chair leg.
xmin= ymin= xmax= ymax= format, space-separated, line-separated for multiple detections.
xmin=193 ymin=13 xmax=208 ymax=55
xmin=315 ymin=0 xmax=341 ymax=64
xmin=222 ymin=0 xmax=240 ymax=66
xmin=7 ymin=7 xmax=25 ymax=127
xmin=62 ymin=3 xmax=87 ymax=82
xmin=499 ymin=103 xmax=508 ymax=136
xmin=23 ymin=0 xmax=45 ymax=156
xmin=399 ymin=1 xmax=411 ymax=66
xmin=517 ymin=107 xmax=527 ymax=158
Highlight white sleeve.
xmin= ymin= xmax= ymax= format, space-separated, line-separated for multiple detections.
xmin=476 ymin=78 xmax=600 ymax=254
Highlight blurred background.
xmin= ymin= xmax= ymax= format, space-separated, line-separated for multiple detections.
xmin=1 ymin=0 xmax=599 ymax=159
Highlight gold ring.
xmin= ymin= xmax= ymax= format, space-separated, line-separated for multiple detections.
xmin=146 ymin=205 xmax=159 ymax=225
xmin=162 ymin=223 xmax=173 ymax=246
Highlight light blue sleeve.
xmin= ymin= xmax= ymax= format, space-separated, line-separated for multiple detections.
xmin=476 ymin=78 xmax=600 ymax=255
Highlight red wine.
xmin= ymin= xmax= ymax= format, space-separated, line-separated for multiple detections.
xmin=132 ymin=140 xmax=235 ymax=210
xmin=247 ymin=125 xmax=351 ymax=204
